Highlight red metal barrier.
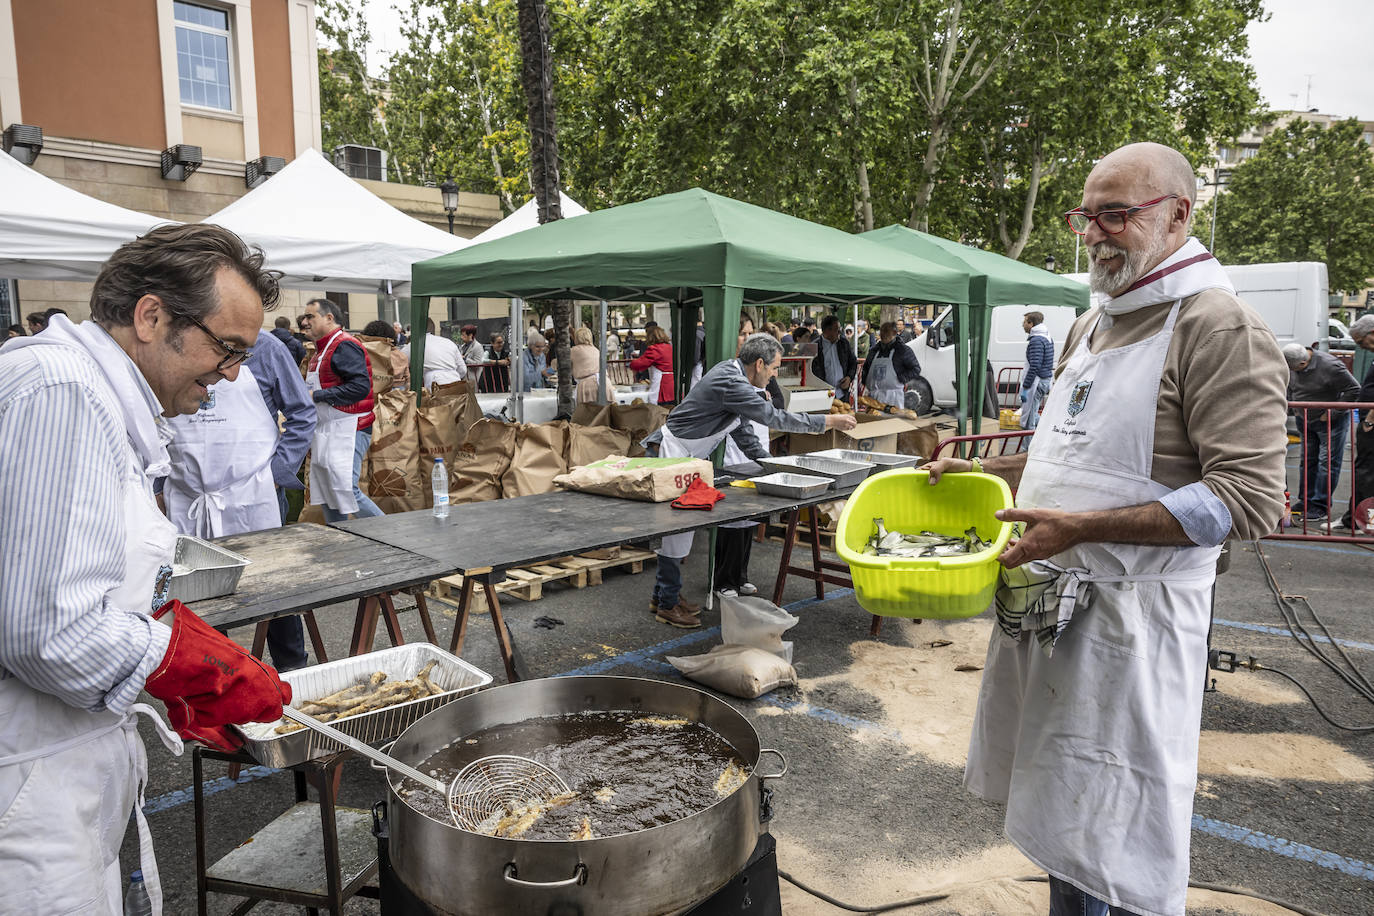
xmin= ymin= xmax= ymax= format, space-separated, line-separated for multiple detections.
xmin=1265 ymin=400 xmax=1374 ymax=543
xmin=996 ymin=366 xmax=1024 ymax=409
xmin=931 ymin=429 xmax=1034 ymax=461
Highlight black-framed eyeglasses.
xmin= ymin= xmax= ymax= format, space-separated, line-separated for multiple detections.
xmin=181 ymin=312 xmax=252 ymax=371
xmin=1064 ymin=194 xmax=1178 ymax=236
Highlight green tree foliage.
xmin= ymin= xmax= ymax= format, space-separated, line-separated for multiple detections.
xmin=317 ymin=0 xmax=393 ymax=173
xmin=1204 ymin=117 xmax=1374 ymax=291
xmin=320 ymin=0 xmax=1266 ymax=269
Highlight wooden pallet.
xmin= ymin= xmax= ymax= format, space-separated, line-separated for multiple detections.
xmin=429 ymin=548 xmax=655 ymax=604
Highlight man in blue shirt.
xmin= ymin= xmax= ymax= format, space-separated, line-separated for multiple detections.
xmin=270 ymin=314 xmax=306 ymax=365
xmin=1020 ymin=311 xmax=1055 ymax=429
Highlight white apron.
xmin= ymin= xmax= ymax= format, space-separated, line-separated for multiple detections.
xmin=964 ymin=299 xmax=1219 ymax=916
xmin=165 ymin=365 xmax=280 ymax=538
xmin=722 ymin=397 xmax=770 ymax=530
xmin=307 ymin=330 xmax=359 ymax=515
xmin=646 ymin=366 xmax=664 ymax=405
xmin=866 ymin=351 xmax=904 ymax=408
xmin=657 ymin=418 xmax=740 ymax=558
xmin=0 ymin=437 xmax=183 ymax=916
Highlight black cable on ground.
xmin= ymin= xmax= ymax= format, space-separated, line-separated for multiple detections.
xmin=777 ymin=870 xmax=948 ymax=912
xmin=1014 ymin=875 xmax=1325 ymax=916
xmin=777 ymin=869 xmax=1323 ymax=915
xmin=1238 ymin=541 xmax=1374 ymax=731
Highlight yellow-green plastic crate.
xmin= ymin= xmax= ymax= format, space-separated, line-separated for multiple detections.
xmin=836 ymin=469 xmax=1013 ymax=619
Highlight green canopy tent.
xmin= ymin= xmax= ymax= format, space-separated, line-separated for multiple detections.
xmin=408 ymin=188 xmax=970 ymax=405
xmin=861 ymin=225 xmax=1091 ymax=435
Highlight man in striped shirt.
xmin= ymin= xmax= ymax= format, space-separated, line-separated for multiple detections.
xmin=0 ymin=224 xmax=291 ymax=913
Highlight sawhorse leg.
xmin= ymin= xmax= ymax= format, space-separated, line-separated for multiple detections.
xmin=447 ymin=570 xmax=520 ymax=683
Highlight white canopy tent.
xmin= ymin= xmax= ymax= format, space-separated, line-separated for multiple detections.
xmin=0 ymin=149 xmax=172 ymax=281
xmin=201 ymin=148 xmax=468 ymax=294
xmin=468 ymin=192 xmax=588 ymax=244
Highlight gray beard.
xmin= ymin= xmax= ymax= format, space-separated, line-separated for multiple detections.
xmin=1088 ymin=229 xmax=1170 ymax=295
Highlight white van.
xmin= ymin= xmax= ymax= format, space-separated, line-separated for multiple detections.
xmin=907 ymin=304 xmax=1079 ymax=410
xmin=1061 ymin=261 xmax=1327 ymax=352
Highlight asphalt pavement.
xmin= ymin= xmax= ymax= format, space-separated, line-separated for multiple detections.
xmin=122 ymin=512 xmax=1374 ymax=915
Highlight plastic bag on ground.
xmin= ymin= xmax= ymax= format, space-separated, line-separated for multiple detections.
xmin=720 ymin=595 xmax=798 ymax=663
xmin=666 ymin=645 xmax=797 ymax=699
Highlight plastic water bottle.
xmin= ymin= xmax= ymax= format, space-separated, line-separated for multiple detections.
xmin=123 ymin=870 xmax=152 ymax=916
xmin=432 ymin=458 xmax=450 ymax=519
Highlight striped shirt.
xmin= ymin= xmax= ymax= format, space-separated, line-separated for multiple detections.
xmin=0 ymin=338 xmax=171 ymax=714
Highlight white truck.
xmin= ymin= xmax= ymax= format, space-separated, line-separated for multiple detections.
xmin=908 ymin=261 xmax=1329 ymax=411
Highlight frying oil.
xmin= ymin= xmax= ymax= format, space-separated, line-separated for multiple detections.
xmin=402 ymin=712 xmax=747 ymax=840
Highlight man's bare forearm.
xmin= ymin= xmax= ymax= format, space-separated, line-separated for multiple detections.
xmin=1075 ymin=500 xmax=1191 ymax=547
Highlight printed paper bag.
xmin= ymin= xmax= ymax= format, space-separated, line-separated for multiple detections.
xmin=450 ymin=418 xmax=519 ymax=504
xmin=553 ymin=455 xmax=713 ymax=502
xmin=366 ymin=389 xmax=423 ymax=513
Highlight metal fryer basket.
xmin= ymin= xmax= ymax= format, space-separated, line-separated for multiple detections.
xmin=164 ymin=536 xmax=251 ymax=604
xmin=235 ymin=644 xmax=492 ymax=767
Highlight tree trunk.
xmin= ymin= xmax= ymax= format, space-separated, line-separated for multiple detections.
xmin=997 ymin=135 xmax=1047 ymax=261
xmin=516 ymin=0 xmax=574 ymax=416
xmin=848 ymin=77 xmax=873 ymax=233
xmin=908 ymin=119 xmax=947 ymax=232
xmin=473 ymin=65 xmax=516 ymax=214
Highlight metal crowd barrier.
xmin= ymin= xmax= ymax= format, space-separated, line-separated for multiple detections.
xmin=1266 ymin=400 xmax=1374 ymax=543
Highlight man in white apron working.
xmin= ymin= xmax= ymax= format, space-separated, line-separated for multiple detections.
xmin=924 ymin=143 xmax=1288 ymax=916
xmin=860 ymin=320 xmax=922 ymax=409
xmin=811 ymin=314 xmax=859 ymax=401
xmin=164 ymin=329 xmax=316 ymax=670
xmin=0 ymin=225 xmax=293 ymax=915
xmin=647 ymin=333 xmax=857 ymax=627
xmin=301 ymin=298 xmax=383 ymax=522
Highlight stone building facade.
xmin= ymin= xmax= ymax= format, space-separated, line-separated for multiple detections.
xmin=0 ymin=0 xmax=499 ymax=327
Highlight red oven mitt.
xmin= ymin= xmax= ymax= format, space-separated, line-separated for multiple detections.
xmin=144 ymin=601 xmax=292 ymax=747
xmin=672 ymin=477 xmax=725 ymax=510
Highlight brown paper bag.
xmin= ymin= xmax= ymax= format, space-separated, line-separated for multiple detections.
xmin=553 ymin=455 xmax=713 ymax=502
xmin=366 ymin=389 xmax=423 ymax=513
xmin=357 ymin=334 xmax=404 ymax=395
xmin=896 ymin=417 xmax=940 ymax=461
xmin=568 ymin=423 xmax=633 ymax=468
xmin=450 ymin=418 xmax=519 ymax=504
xmin=501 ymin=421 xmax=571 ymax=498
xmin=429 ymin=380 xmax=484 ymax=441
xmin=609 ymin=402 xmax=670 ymax=456
xmin=571 ymin=402 xmax=611 ymax=427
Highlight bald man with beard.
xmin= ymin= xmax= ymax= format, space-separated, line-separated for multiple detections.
xmin=924 ymin=143 xmax=1288 ymax=916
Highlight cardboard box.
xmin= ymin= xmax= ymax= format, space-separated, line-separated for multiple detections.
xmin=789 ymin=413 xmax=939 ymax=458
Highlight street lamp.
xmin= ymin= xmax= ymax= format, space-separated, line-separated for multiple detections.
xmin=1043 ymin=253 xmax=1056 ymax=273
xmin=440 ymin=176 xmax=460 ymax=234
xmin=1200 ymin=166 xmax=1231 ymax=252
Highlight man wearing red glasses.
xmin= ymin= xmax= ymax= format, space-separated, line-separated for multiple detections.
xmin=926 ymin=142 xmax=1288 ymax=916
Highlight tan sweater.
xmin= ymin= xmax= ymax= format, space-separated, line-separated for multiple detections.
xmin=1055 ymin=288 xmax=1288 ymax=540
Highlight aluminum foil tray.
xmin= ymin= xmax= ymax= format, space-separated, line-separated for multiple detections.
xmin=758 ymin=455 xmax=871 ymax=489
xmin=808 ymin=448 xmax=922 ymax=472
xmin=235 ymin=644 xmax=492 ymax=768
xmin=751 ymin=472 xmax=833 ymax=499
xmin=164 ymin=536 xmax=251 ymax=604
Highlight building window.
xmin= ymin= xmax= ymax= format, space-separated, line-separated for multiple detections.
xmin=1363 ymin=131 xmax=1373 ymax=146
xmin=0 ymin=279 xmax=15 ymax=328
xmin=174 ymin=1 xmax=234 ymax=112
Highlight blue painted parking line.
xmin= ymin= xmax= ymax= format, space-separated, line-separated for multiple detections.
xmin=1214 ymin=618 xmax=1374 ymax=652
xmin=143 ymin=764 xmax=276 ymax=815
xmin=1192 ymin=816 xmax=1374 ymax=881
xmin=1257 ymin=538 xmax=1373 ymax=557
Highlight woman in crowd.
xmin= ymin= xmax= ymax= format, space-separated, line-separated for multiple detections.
xmin=630 ymin=324 xmax=675 ymax=406
xmin=521 ymin=333 xmax=556 ymax=391
xmin=571 ymin=326 xmax=602 ymax=404
xmin=483 ymin=333 xmax=512 ymax=392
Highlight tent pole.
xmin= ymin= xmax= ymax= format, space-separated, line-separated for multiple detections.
xmin=598 ymin=300 xmax=609 ymax=405
xmin=954 ymin=302 xmax=970 ymax=438
xmin=511 ymin=297 xmax=525 ymax=422
xmin=410 ymin=296 xmax=429 ymax=403
xmin=851 ymin=301 xmax=859 ymax=410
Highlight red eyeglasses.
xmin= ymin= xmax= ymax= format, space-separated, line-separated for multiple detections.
xmin=1064 ymin=194 xmax=1178 ymax=236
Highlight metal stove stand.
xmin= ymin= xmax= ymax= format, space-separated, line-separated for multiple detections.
xmin=193 ymin=745 xmax=380 ymax=915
